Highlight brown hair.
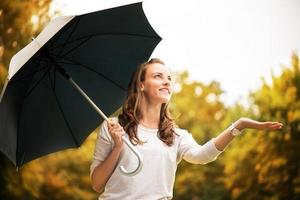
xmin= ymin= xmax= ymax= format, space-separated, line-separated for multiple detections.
xmin=118 ymin=58 xmax=177 ymax=146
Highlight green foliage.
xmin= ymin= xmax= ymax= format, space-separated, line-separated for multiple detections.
xmin=17 ymin=132 xmax=98 ymax=200
xmin=0 ymin=0 xmax=51 ymax=69
xmin=171 ymin=71 xmax=230 ymax=200
xmin=171 ymin=71 xmax=226 ymax=141
xmin=172 ymin=54 xmax=300 ymax=200
xmin=222 ymin=53 xmax=300 ymax=200
xmin=0 ymin=64 xmax=7 ymax=91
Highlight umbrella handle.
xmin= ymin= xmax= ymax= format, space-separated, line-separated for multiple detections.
xmin=119 ymin=135 xmax=143 ymax=176
xmin=103 ymin=121 xmax=143 ymax=176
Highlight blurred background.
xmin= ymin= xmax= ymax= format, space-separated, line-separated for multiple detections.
xmin=0 ymin=0 xmax=299 ymax=199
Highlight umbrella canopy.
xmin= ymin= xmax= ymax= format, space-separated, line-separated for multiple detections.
xmin=0 ymin=2 xmax=161 ymax=167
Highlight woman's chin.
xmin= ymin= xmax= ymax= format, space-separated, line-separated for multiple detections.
xmin=159 ymin=97 xmax=171 ymax=103
xmin=150 ymin=95 xmax=171 ymax=104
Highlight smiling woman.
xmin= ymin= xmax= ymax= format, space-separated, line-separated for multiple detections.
xmin=139 ymin=59 xmax=172 ymax=105
xmin=118 ymin=58 xmax=175 ymax=147
xmin=90 ymin=58 xmax=283 ymax=200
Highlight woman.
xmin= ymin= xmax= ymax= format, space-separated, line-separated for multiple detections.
xmin=90 ymin=58 xmax=282 ymax=200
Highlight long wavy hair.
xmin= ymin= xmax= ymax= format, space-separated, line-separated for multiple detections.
xmin=118 ymin=58 xmax=177 ymax=146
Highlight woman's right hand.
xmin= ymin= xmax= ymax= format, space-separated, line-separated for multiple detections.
xmin=91 ymin=119 xmax=125 ymax=192
xmin=107 ymin=119 xmax=125 ymax=150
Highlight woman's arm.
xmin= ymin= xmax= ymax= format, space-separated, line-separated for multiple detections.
xmin=91 ymin=146 xmax=123 ymax=192
xmin=214 ymin=118 xmax=283 ymax=151
xmin=91 ymin=120 xmax=125 ymax=192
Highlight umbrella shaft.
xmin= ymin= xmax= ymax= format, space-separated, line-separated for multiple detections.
xmin=68 ymin=78 xmax=109 ymax=122
xmin=51 ymin=58 xmax=108 ymax=121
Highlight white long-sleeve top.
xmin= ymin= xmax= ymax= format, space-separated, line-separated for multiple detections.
xmin=90 ymin=119 xmax=223 ymax=200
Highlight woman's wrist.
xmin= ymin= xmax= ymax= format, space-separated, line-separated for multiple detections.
xmin=234 ymin=118 xmax=245 ymax=131
xmin=113 ymin=145 xmax=123 ymax=153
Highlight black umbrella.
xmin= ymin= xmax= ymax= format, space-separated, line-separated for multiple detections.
xmin=0 ymin=2 xmax=161 ymax=175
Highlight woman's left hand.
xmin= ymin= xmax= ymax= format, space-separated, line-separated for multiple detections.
xmin=235 ymin=118 xmax=283 ymax=131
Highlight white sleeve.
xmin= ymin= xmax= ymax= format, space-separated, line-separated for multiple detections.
xmin=177 ymin=130 xmax=223 ymax=164
xmin=90 ymin=120 xmax=113 ymax=176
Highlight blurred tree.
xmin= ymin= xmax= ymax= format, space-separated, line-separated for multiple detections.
xmin=0 ymin=0 xmax=51 ymax=70
xmin=171 ymin=71 xmax=231 ymax=200
xmin=222 ymin=53 xmax=300 ymax=200
xmin=0 ymin=0 xmax=51 ymax=199
xmin=18 ymin=132 xmax=98 ymax=200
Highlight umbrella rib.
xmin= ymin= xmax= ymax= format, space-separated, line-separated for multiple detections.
xmin=16 ymin=97 xmax=28 ymax=166
xmin=49 ymin=32 xmax=161 ymax=53
xmin=50 ymin=54 xmax=127 ymax=91
xmin=48 ymin=17 xmax=79 ymax=50
xmin=60 ymin=35 xmax=93 ymax=58
xmin=57 ymin=18 xmax=81 ymax=56
xmin=10 ymin=58 xmax=46 ymax=84
xmin=14 ymin=63 xmax=48 ymax=165
xmin=14 ymin=60 xmax=51 ymax=166
xmin=24 ymin=65 xmax=51 ymax=98
xmin=48 ymin=59 xmax=56 ymax=90
xmin=50 ymin=81 xmax=80 ymax=148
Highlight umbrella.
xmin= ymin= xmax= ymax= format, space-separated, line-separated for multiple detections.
xmin=0 ymin=2 xmax=161 ymax=176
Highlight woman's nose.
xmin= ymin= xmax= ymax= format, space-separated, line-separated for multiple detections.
xmin=163 ymin=78 xmax=170 ymax=86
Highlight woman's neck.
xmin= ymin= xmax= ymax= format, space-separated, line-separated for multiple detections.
xmin=139 ymin=99 xmax=161 ymax=129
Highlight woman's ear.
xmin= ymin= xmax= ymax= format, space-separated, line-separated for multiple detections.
xmin=140 ymin=83 xmax=145 ymax=92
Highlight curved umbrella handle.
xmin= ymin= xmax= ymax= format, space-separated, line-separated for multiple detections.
xmin=119 ymin=135 xmax=143 ymax=176
xmin=66 ymin=77 xmax=143 ymax=176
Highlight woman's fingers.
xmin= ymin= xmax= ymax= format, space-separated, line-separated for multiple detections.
xmin=108 ymin=120 xmax=125 ymax=138
xmin=107 ymin=120 xmax=125 ymax=149
xmin=111 ymin=125 xmax=125 ymax=134
xmin=270 ymin=123 xmax=283 ymax=130
xmin=261 ymin=121 xmax=283 ymax=130
xmin=108 ymin=121 xmax=122 ymax=131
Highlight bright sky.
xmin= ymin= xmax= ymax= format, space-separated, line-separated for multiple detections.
xmin=49 ymin=0 xmax=300 ymax=105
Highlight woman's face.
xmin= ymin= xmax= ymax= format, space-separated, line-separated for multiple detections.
xmin=140 ymin=63 xmax=173 ymax=104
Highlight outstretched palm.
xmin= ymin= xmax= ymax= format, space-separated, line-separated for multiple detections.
xmin=237 ymin=118 xmax=283 ymax=131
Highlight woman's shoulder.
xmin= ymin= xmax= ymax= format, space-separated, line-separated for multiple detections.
xmin=173 ymin=127 xmax=194 ymax=146
xmin=174 ymin=127 xmax=190 ymax=137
